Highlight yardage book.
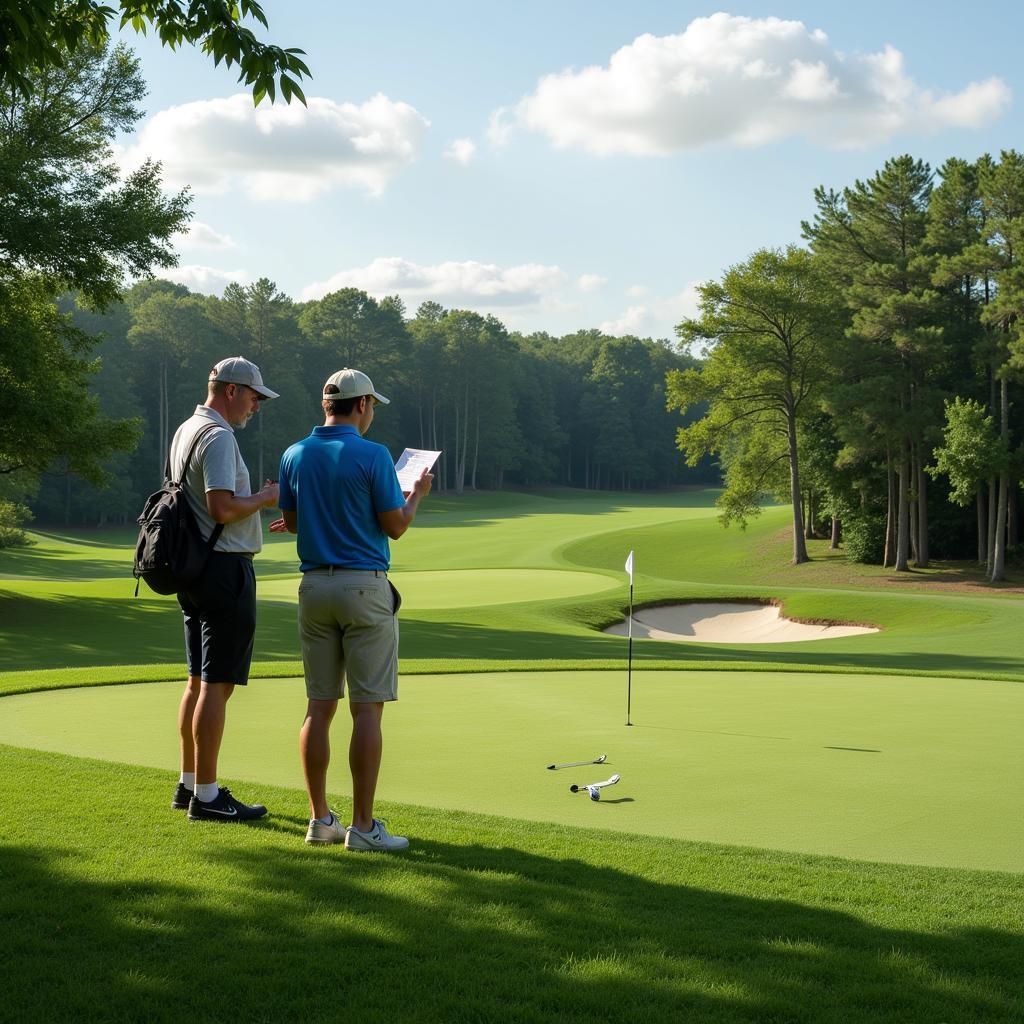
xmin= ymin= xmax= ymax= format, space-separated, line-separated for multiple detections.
xmin=394 ymin=448 xmax=442 ymax=492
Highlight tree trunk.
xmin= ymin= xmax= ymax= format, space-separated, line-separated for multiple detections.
xmin=884 ymin=449 xmax=896 ymax=567
xmin=895 ymin=443 xmax=910 ymax=572
xmin=257 ymin=406 xmax=265 ymax=485
xmin=471 ymin=412 xmax=479 ymax=490
xmin=804 ymin=491 xmax=813 ymax=540
xmin=916 ymin=461 xmax=929 ymax=567
xmin=453 ymin=389 xmax=464 ymax=495
xmin=991 ymin=378 xmax=1009 ymax=582
xmin=787 ymin=410 xmax=809 ymax=564
xmin=157 ymin=360 xmax=167 ymax=479
xmin=1009 ymin=478 xmax=1019 ymax=549
xmin=830 ymin=517 xmax=840 ymax=549
xmin=909 ymin=496 xmax=919 ymax=565
xmin=977 ymin=487 xmax=987 ymax=566
xmin=987 ymin=477 xmax=997 ymax=570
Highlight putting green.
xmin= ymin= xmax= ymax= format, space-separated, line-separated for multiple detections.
xmin=2 ymin=670 xmax=1020 ymax=872
xmin=257 ymin=568 xmax=618 ymax=608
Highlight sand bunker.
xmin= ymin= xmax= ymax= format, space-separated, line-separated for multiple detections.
xmin=604 ymin=602 xmax=878 ymax=644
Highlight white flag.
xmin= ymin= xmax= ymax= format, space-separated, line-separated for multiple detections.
xmin=625 ymin=550 xmax=634 ymax=583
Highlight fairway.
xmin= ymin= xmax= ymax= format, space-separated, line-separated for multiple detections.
xmin=2 ymin=669 xmax=1020 ymax=872
xmin=258 ymin=567 xmax=619 ymax=607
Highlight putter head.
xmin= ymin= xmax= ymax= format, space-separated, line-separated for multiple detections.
xmin=595 ymin=754 xmax=607 ymax=764
xmin=607 ymin=773 xmax=620 ymax=785
xmin=587 ymin=785 xmax=601 ymax=802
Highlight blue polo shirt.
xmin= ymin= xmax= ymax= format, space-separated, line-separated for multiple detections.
xmin=278 ymin=425 xmax=405 ymax=572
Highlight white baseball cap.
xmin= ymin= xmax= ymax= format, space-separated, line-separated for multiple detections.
xmin=209 ymin=356 xmax=279 ymax=399
xmin=322 ymin=368 xmax=390 ymax=405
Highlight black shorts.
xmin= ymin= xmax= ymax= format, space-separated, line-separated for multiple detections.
xmin=177 ymin=552 xmax=257 ymax=684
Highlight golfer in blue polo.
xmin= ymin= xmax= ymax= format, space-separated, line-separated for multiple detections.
xmin=273 ymin=369 xmax=432 ymax=849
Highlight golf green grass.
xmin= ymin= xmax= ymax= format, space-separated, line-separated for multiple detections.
xmin=2 ymin=487 xmax=1022 ymax=1020
xmin=2 ymin=670 xmax=1020 ymax=871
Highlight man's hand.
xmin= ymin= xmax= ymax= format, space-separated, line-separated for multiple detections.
xmin=380 ymin=468 xmax=432 ymax=540
xmin=268 ymin=517 xmax=288 ymax=533
xmin=258 ymin=480 xmax=280 ymax=508
xmin=412 ymin=467 xmax=433 ymax=498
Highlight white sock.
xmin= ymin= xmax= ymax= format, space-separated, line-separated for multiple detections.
xmin=179 ymin=772 xmax=195 ymax=790
xmin=195 ymin=781 xmax=219 ymax=802
xmin=315 ymin=812 xmax=334 ymax=825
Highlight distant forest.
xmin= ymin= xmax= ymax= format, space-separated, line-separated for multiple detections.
xmin=30 ymin=284 xmax=715 ymax=526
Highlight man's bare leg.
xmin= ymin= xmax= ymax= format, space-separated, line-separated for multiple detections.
xmin=178 ymin=676 xmax=201 ymax=775
xmin=193 ymin=681 xmax=235 ymax=785
xmin=349 ymin=701 xmax=384 ymax=832
xmin=300 ymin=698 xmax=338 ymax=820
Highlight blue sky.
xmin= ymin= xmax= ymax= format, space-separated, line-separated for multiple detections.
xmin=117 ymin=2 xmax=1024 ymax=340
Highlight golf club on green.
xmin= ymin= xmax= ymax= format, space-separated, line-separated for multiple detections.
xmin=546 ymin=754 xmax=607 ymax=771
xmin=570 ymin=773 xmax=621 ymax=801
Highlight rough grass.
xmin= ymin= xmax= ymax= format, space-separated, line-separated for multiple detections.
xmin=1 ymin=745 xmax=1021 ymax=1024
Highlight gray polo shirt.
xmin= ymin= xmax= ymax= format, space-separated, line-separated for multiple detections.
xmin=168 ymin=405 xmax=262 ymax=555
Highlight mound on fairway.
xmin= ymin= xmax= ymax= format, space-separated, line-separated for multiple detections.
xmin=605 ymin=602 xmax=879 ymax=644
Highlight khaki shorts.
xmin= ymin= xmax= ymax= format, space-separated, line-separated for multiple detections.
xmin=297 ymin=569 xmax=400 ymax=702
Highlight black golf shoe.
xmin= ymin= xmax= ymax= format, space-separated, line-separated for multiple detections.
xmin=171 ymin=783 xmax=193 ymax=810
xmin=187 ymin=787 xmax=267 ymax=823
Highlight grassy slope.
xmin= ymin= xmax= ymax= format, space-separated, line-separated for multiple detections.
xmin=2 ymin=490 xmax=1022 ymax=684
xmin=2 ymin=745 xmax=1021 ymax=1024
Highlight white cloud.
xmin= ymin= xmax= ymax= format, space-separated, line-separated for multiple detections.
xmin=626 ymin=284 xmax=649 ymax=298
xmin=577 ymin=273 xmax=607 ymax=292
xmin=172 ymin=220 xmax=236 ymax=250
xmin=498 ymin=13 xmax=1010 ymax=154
xmin=599 ymin=282 xmax=703 ymax=339
xmin=119 ymin=93 xmax=430 ymax=200
xmin=599 ymin=305 xmax=650 ymax=336
xmin=661 ymin=282 xmax=703 ymax=323
xmin=162 ymin=265 xmax=249 ymax=294
xmin=444 ymin=138 xmax=477 ymax=165
xmin=303 ymin=257 xmax=568 ymax=308
xmin=486 ymin=106 xmax=515 ymax=148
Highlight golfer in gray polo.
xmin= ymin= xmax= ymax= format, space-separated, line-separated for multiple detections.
xmin=169 ymin=356 xmax=280 ymax=823
xmin=273 ymin=369 xmax=432 ymax=850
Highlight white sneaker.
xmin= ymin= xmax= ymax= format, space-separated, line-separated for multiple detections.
xmin=305 ymin=810 xmax=345 ymax=846
xmin=344 ymin=818 xmax=409 ymax=852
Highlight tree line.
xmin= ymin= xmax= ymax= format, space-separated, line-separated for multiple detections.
xmin=671 ymin=154 xmax=1024 ymax=581
xmin=29 ymin=282 xmax=709 ymax=528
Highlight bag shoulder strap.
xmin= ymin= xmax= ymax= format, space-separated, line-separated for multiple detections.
xmin=172 ymin=423 xmax=225 ymax=488
xmin=172 ymin=422 xmax=227 ymax=549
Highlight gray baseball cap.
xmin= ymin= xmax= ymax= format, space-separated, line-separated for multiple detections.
xmin=209 ymin=356 xmax=279 ymax=399
xmin=322 ymin=368 xmax=390 ymax=405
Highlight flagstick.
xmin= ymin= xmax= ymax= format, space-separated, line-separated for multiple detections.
xmin=626 ymin=579 xmax=634 ymax=726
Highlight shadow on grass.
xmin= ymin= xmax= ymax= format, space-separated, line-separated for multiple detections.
xmin=1 ymin=835 xmax=1020 ymax=1023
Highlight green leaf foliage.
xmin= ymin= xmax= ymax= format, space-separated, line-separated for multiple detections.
xmin=0 ymin=0 xmax=310 ymax=104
